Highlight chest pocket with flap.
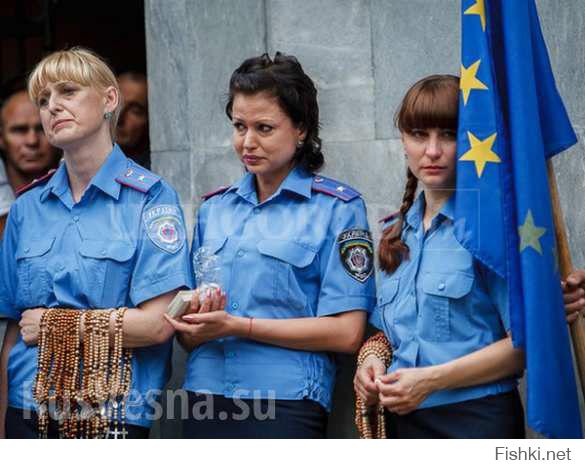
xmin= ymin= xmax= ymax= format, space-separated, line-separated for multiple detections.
xmin=420 ymin=271 xmax=474 ymax=342
xmin=253 ymin=239 xmax=317 ymax=315
xmin=15 ymin=237 xmax=55 ymax=307
xmin=79 ymin=239 xmax=136 ymax=306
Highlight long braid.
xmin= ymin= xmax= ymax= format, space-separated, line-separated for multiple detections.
xmin=378 ymin=168 xmax=418 ymax=274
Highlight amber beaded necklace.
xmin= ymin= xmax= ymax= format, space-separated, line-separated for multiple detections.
xmin=354 ymin=331 xmax=392 ymax=439
xmin=34 ymin=308 xmax=132 ymax=439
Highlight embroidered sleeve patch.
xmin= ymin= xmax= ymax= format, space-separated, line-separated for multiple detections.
xmin=143 ymin=205 xmax=186 ymax=254
xmin=337 ymin=229 xmax=374 ymax=283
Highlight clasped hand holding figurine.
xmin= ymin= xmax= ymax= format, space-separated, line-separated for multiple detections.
xmin=164 ymin=288 xmax=244 ymax=345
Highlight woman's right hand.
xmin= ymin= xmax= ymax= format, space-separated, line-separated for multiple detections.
xmin=353 ymin=355 xmax=386 ymax=407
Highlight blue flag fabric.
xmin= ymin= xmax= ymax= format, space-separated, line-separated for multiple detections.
xmin=455 ymin=0 xmax=582 ymax=438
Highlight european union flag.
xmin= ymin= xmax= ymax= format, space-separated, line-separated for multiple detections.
xmin=455 ymin=0 xmax=582 ymax=438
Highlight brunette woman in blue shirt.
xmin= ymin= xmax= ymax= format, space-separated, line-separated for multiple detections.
xmin=165 ymin=53 xmax=376 ymax=438
xmin=354 ymin=75 xmax=525 ymax=438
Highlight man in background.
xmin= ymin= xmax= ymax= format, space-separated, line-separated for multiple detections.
xmin=0 ymin=89 xmax=60 ymax=238
xmin=117 ymin=72 xmax=150 ymax=169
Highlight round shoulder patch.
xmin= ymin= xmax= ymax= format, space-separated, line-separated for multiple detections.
xmin=337 ymin=229 xmax=374 ymax=283
xmin=143 ymin=205 xmax=186 ymax=254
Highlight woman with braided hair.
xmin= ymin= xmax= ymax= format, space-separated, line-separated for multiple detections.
xmin=0 ymin=47 xmax=191 ymax=438
xmin=354 ymin=75 xmax=526 ymax=438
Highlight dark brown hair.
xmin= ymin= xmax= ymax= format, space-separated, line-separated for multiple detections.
xmin=378 ymin=74 xmax=460 ymax=274
xmin=225 ymin=52 xmax=324 ymax=172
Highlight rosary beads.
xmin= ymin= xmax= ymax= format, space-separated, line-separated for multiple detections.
xmin=354 ymin=331 xmax=392 ymax=439
xmin=34 ymin=307 xmax=132 ymax=439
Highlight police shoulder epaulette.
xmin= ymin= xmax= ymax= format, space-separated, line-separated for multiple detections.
xmin=15 ymin=169 xmax=56 ymax=197
xmin=115 ymin=164 xmax=161 ymax=193
xmin=201 ymin=186 xmax=230 ymax=201
xmin=379 ymin=211 xmax=400 ymax=224
xmin=311 ymin=175 xmax=360 ymax=202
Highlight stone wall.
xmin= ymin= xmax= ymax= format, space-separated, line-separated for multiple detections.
xmin=145 ymin=0 xmax=584 ymax=437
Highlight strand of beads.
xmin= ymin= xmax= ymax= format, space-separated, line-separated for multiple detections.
xmin=34 ymin=308 xmax=52 ymax=438
xmin=81 ymin=308 xmax=94 ymax=437
xmin=354 ymin=331 xmax=392 ymax=439
xmin=108 ymin=308 xmax=126 ymax=437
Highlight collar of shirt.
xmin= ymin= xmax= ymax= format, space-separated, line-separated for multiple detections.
xmin=405 ymin=191 xmax=455 ymax=233
xmin=226 ymin=165 xmax=313 ymax=205
xmin=40 ymin=144 xmax=128 ymax=204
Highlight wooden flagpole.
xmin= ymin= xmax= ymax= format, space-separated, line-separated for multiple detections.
xmin=547 ymin=160 xmax=585 ymax=395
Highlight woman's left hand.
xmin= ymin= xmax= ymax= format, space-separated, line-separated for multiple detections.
xmin=19 ymin=308 xmax=46 ymax=346
xmin=376 ymin=367 xmax=438 ymax=415
xmin=179 ymin=309 xmax=238 ymax=343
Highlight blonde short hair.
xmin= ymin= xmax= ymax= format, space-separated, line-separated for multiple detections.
xmin=28 ymin=47 xmax=121 ymax=140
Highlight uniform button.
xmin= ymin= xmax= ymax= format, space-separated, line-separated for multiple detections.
xmin=101 ymin=249 xmax=107 ymax=255
xmin=434 ymin=314 xmax=441 ymax=320
xmin=24 ymin=247 xmax=30 ymax=253
xmin=73 ymin=216 xmax=79 ymax=222
xmin=237 ymin=249 xmax=245 ymax=257
xmin=438 ymin=282 xmax=446 ymax=291
xmin=231 ymin=302 xmax=239 ymax=310
xmin=253 ymin=208 xmax=260 ymax=214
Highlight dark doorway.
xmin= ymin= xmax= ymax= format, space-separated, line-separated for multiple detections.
xmin=0 ymin=0 xmax=146 ymax=96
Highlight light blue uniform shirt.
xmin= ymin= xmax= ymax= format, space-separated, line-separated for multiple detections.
xmin=371 ymin=193 xmax=516 ymax=408
xmin=0 ymin=145 xmax=191 ymax=428
xmin=183 ymin=166 xmax=377 ymax=411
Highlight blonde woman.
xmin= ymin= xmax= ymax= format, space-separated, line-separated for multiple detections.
xmin=0 ymin=47 xmax=191 ymax=438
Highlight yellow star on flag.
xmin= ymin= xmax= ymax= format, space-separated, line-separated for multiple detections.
xmin=459 ymin=131 xmax=501 ymax=177
xmin=460 ymin=60 xmax=488 ymax=105
xmin=518 ymin=210 xmax=546 ymax=255
xmin=465 ymin=0 xmax=487 ymax=31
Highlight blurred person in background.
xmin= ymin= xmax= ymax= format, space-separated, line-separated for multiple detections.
xmin=0 ymin=88 xmax=61 ymax=239
xmin=116 ymin=72 xmax=150 ymax=169
xmin=0 ymin=89 xmax=60 ymax=192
